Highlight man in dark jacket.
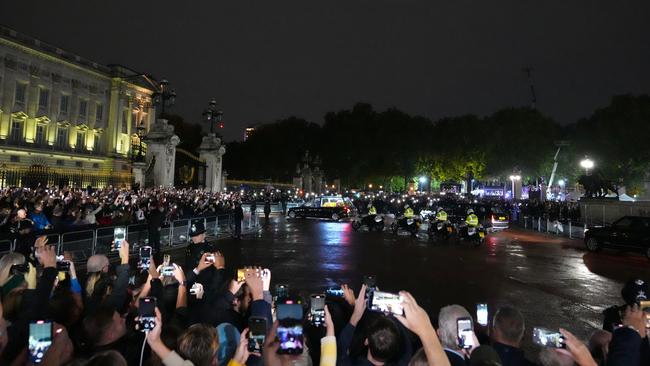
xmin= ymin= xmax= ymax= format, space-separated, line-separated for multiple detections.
xmin=264 ymin=200 xmax=271 ymax=225
xmin=185 ymin=219 xmax=215 ymax=271
xmin=233 ymin=202 xmax=244 ymax=239
xmin=146 ymin=204 xmax=164 ymax=254
xmin=491 ymin=306 xmax=536 ymax=366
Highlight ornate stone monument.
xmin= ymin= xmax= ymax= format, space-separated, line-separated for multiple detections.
xmin=198 ymin=133 xmax=226 ymax=192
xmin=142 ymin=118 xmax=180 ymax=187
xmin=294 ymin=151 xmax=324 ymax=195
xmin=132 ymin=161 xmax=148 ymax=188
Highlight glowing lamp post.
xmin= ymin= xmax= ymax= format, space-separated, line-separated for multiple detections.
xmin=580 ymin=157 xmax=594 ymax=175
xmin=203 ymin=99 xmax=224 ymax=134
xmin=418 ymin=176 xmax=427 ymax=192
xmin=509 ymin=174 xmax=521 ymax=200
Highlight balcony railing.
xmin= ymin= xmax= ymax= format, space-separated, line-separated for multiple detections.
xmin=2 ymin=138 xmax=104 ymax=156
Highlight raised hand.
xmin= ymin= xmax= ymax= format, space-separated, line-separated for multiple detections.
xmin=350 ymin=284 xmax=367 ymax=326
xmin=557 ymin=328 xmax=598 ymax=366
xmin=119 ymin=240 xmax=130 ymax=265
xmin=196 ymin=252 xmax=212 ymax=272
xmin=245 ymin=268 xmax=264 ymax=301
xmin=39 ymin=245 xmax=57 ymax=269
xmin=342 ymin=284 xmax=356 ymax=306
xmin=395 ymin=291 xmax=434 ymax=338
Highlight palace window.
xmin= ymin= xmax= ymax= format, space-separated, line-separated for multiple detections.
xmin=38 ymin=88 xmax=49 ymax=109
xmin=35 ymin=124 xmax=46 ymax=146
xmin=78 ymin=100 xmax=87 ymax=119
xmin=76 ymin=132 xmax=86 ymax=151
xmin=56 ymin=128 xmax=68 ymax=148
xmin=9 ymin=119 xmax=23 ymax=143
xmin=14 ymin=83 xmax=26 ymax=106
xmin=95 ymin=103 xmax=103 ymax=122
xmin=60 ymin=95 xmax=69 ymax=114
xmin=93 ymin=135 xmax=100 ymax=152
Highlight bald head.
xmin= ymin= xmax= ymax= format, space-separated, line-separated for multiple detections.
xmin=438 ymin=305 xmax=472 ymax=350
xmin=87 ymin=255 xmax=109 ymax=273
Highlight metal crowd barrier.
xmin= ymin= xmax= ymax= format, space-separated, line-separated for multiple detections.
xmin=0 ymin=213 xmax=261 ymax=264
xmin=519 ymin=216 xmax=586 ymax=239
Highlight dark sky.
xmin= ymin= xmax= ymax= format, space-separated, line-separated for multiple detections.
xmin=2 ymin=1 xmax=649 ymax=141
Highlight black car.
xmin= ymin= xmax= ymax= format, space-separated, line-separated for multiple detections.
xmin=584 ymin=216 xmax=650 ymax=258
xmin=287 ymin=196 xmax=353 ymax=221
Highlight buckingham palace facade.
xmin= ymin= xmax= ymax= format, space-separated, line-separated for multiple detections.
xmin=0 ymin=25 xmax=157 ymax=188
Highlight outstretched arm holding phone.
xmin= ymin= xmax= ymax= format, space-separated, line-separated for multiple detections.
xmin=395 ymin=291 xmax=451 ymax=366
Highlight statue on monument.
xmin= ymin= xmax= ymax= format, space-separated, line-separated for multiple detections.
xmin=578 ymin=169 xmax=619 ymax=198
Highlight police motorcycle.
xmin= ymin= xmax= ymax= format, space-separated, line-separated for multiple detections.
xmin=457 ymin=209 xmax=487 ymax=247
xmin=391 ymin=204 xmax=421 ymax=237
xmin=352 ymin=204 xmax=385 ymax=231
xmin=426 ymin=208 xmax=453 ymax=241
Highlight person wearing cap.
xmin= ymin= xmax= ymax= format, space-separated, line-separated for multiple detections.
xmin=185 ymin=219 xmax=219 ymax=283
xmin=602 ymin=278 xmax=648 ymax=333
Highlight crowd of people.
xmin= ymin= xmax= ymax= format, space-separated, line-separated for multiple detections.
xmin=0 ymin=208 xmax=646 ymax=366
xmin=345 ymin=192 xmax=582 ymax=226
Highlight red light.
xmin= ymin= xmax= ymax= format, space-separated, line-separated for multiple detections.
xmin=218 ymin=123 xmax=225 ymax=129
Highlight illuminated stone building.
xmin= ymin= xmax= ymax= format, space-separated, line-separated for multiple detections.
xmin=0 ymin=25 xmax=156 ymax=188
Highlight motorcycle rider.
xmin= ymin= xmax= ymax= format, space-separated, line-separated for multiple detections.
xmin=466 ymin=208 xmax=479 ymax=227
xmin=435 ymin=207 xmax=448 ymax=222
xmin=368 ymin=203 xmax=377 ymax=216
xmin=404 ymin=204 xmax=414 ymax=219
xmin=462 ymin=208 xmax=480 ymax=239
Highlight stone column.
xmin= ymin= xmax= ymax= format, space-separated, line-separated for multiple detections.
xmin=142 ymin=118 xmax=180 ymax=187
xmin=302 ymin=167 xmax=312 ymax=194
xmin=312 ymin=168 xmax=323 ymax=195
xmin=198 ymin=133 xmax=227 ymax=193
xmin=221 ymin=170 xmax=228 ymax=192
xmin=132 ymin=161 xmax=147 ymax=188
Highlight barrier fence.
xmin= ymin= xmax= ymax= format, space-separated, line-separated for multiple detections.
xmin=0 ymin=213 xmax=260 ymax=263
xmin=517 ymin=216 xmax=587 ymax=240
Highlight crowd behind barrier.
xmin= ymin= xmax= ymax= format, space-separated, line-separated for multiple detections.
xmin=0 ymin=186 xmax=645 ymax=366
xmin=0 ymin=222 xmax=644 ymax=366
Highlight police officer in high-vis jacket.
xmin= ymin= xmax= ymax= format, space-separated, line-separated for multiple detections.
xmin=435 ymin=207 xmax=448 ymax=222
xmin=465 ymin=209 xmax=479 ymax=227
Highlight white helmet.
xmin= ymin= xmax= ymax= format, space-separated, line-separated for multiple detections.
xmin=437 ymin=207 xmax=444 ymax=212
xmin=467 ymin=209 xmax=474 ymax=215
xmin=367 ymin=203 xmax=373 ymax=209
xmin=404 ymin=204 xmax=410 ymax=209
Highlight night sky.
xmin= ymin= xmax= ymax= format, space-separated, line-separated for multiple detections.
xmin=2 ymin=1 xmax=649 ymax=141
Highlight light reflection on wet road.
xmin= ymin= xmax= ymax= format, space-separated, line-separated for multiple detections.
xmin=214 ymin=216 xmax=650 ymax=343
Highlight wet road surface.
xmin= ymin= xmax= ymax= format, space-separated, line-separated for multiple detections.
xmin=180 ymin=216 xmax=650 ymax=344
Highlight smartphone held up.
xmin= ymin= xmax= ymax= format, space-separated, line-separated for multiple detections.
xmin=532 ymin=327 xmax=565 ymax=349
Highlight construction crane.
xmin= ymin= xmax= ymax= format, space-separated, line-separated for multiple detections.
xmin=547 ymin=141 xmax=570 ymax=198
xmin=522 ymin=67 xmax=537 ymax=109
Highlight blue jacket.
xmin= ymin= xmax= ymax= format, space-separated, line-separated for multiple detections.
xmin=29 ymin=211 xmax=50 ymax=231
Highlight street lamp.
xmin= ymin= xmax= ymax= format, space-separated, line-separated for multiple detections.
xmin=418 ymin=176 xmax=427 ymax=191
xmin=152 ymin=79 xmax=176 ymax=117
xmin=580 ymin=157 xmax=594 ymax=175
xmin=203 ymin=99 xmax=224 ymax=134
xmin=509 ymin=174 xmax=521 ymax=200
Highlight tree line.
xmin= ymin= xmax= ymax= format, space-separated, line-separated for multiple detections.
xmin=172 ymin=94 xmax=650 ymax=193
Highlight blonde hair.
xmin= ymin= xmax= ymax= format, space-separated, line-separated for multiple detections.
xmin=85 ymin=272 xmax=106 ymax=298
xmin=0 ymin=253 xmax=26 ymax=286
